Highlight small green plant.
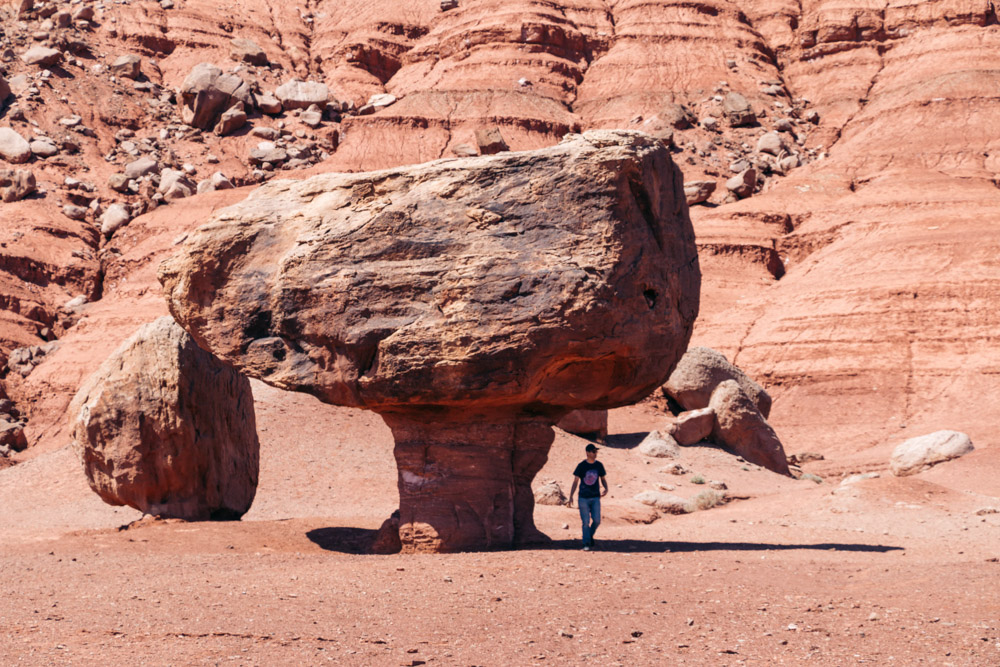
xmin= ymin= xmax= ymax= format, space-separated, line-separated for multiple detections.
xmin=690 ymin=474 xmax=706 ymax=485
xmin=684 ymin=489 xmax=726 ymax=513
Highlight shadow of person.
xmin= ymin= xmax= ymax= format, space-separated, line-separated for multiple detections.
xmin=306 ymin=527 xmax=378 ymax=554
xmin=531 ymin=539 xmax=904 ymax=553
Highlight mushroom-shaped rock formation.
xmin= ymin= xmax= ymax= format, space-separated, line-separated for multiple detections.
xmin=70 ymin=317 xmax=260 ymax=520
xmin=158 ymin=130 xmax=700 ymax=552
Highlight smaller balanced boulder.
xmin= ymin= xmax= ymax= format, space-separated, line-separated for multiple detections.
xmin=664 ymin=346 xmax=772 ymax=418
xmin=70 ymin=317 xmax=259 ymax=520
xmin=890 ymin=430 xmax=974 ymax=477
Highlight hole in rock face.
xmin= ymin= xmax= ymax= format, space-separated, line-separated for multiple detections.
xmin=243 ymin=310 xmax=272 ymax=340
xmin=643 ymin=288 xmax=658 ymax=308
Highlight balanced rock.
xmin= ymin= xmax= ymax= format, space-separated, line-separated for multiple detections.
xmin=0 ymin=128 xmax=32 ymax=164
xmin=274 ymin=79 xmax=328 ymax=110
xmin=178 ymin=63 xmax=252 ymax=130
xmin=637 ymin=430 xmax=680 ymax=458
xmin=890 ymin=430 xmax=974 ymax=477
xmin=70 ymin=317 xmax=259 ymax=520
xmin=722 ymin=92 xmax=756 ymax=127
xmin=668 ymin=407 xmax=714 ymax=445
xmin=159 ymin=130 xmax=701 ymax=552
xmin=709 ymin=379 xmax=789 ymax=475
xmin=664 ymin=346 xmax=772 ymax=418
xmin=556 ymin=409 xmax=608 ymax=442
xmin=0 ymin=169 xmax=35 ymax=202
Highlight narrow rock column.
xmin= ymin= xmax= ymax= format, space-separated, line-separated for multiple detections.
xmin=381 ymin=411 xmax=554 ymax=553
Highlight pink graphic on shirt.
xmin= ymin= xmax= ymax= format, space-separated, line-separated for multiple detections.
xmin=584 ymin=470 xmax=599 ymax=486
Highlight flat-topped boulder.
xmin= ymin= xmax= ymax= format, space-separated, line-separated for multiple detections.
xmin=160 ymin=130 xmax=700 ymax=551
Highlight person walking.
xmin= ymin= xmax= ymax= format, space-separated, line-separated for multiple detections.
xmin=568 ymin=443 xmax=608 ymax=551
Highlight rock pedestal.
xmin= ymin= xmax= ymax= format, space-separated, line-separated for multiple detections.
xmin=160 ymin=130 xmax=700 ymax=552
xmin=383 ymin=411 xmax=552 ymax=552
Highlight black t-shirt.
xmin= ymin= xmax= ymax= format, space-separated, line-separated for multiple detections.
xmin=573 ymin=460 xmax=606 ymax=498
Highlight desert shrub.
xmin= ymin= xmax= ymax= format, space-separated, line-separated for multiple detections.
xmin=684 ymin=489 xmax=726 ymax=512
xmin=690 ymin=474 xmax=705 ymax=485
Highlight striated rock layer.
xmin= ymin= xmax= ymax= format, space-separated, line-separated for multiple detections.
xmin=159 ymin=130 xmax=700 ymax=551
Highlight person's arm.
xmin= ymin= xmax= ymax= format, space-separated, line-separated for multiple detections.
xmin=600 ymin=475 xmax=609 ymax=497
xmin=568 ymin=477 xmax=579 ymax=507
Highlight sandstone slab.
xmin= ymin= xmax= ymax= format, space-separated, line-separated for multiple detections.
xmin=70 ymin=317 xmax=259 ymax=520
xmin=275 ymin=79 xmax=328 ymax=110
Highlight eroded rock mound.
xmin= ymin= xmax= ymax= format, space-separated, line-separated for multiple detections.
xmin=70 ymin=317 xmax=259 ymax=520
xmin=160 ymin=130 xmax=700 ymax=552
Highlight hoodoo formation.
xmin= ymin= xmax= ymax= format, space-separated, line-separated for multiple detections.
xmin=159 ymin=130 xmax=701 ymax=552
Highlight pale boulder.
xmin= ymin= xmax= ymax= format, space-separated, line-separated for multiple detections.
xmin=890 ymin=430 xmax=974 ymax=477
xmin=275 ymin=79 xmax=328 ymax=110
xmin=664 ymin=346 xmax=772 ymax=418
xmin=637 ymin=430 xmax=680 ymax=458
xmin=684 ymin=180 xmax=716 ymax=206
xmin=100 ymin=203 xmax=131 ymax=238
xmin=70 ymin=317 xmax=259 ymax=520
xmin=534 ymin=480 xmax=567 ymax=506
xmin=0 ymin=169 xmax=35 ymax=202
xmin=0 ymin=128 xmax=32 ymax=164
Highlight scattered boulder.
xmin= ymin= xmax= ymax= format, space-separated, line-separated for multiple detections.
xmin=557 ymin=409 xmax=608 ymax=442
xmin=0 ymin=419 xmax=28 ymax=452
xmin=62 ymin=204 xmax=87 ymax=220
xmin=70 ymin=317 xmax=260 ymax=520
xmin=257 ymin=92 xmax=282 ymax=115
xmin=634 ymin=490 xmax=688 ymax=514
xmin=684 ymin=180 xmax=716 ymax=206
xmin=21 ymin=46 xmax=61 ymax=67
xmin=0 ymin=128 xmax=32 ymax=164
xmin=778 ymin=154 xmax=800 ymax=173
xmin=108 ymin=173 xmax=129 ymax=193
xmin=370 ymin=511 xmax=402 ymax=554
xmin=125 ymin=156 xmax=159 ymax=180
xmin=210 ymin=172 xmax=234 ymax=189
xmin=29 ymin=139 xmax=58 ymax=158
xmin=300 ymin=104 xmax=323 ymax=128
xmin=722 ymin=92 xmax=756 ymax=127
xmin=637 ymin=430 xmax=681 ymax=458
xmin=159 ymin=169 xmax=197 ymax=201
xmin=709 ymin=379 xmax=790 ymax=475
xmin=700 ymin=116 xmax=719 ymax=131
xmin=159 ymin=130 xmax=700 ymax=552
xmin=110 ymin=54 xmax=141 ymax=80
xmin=367 ymin=93 xmax=397 ymax=111
xmin=668 ymin=407 xmax=714 ymax=445
xmin=248 ymin=142 xmax=288 ymax=166
xmin=7 ymin=341 xmax=58 ymax=377
xmin=534 ymin=480 xmax=567 ymax=506
xmin=774 ymin=118 xmax=794 ymax=133
xmin=214 ymin=105 xmax=247 ymax=136
xmin=441 ymin=0 xmax=458 ymax=9
xmin=757 ymin=132 xmax=785 ymax=156
xmin=664 ymin=346 xmax=772 ymax=418
xmin=100 ymin=203 xmax=131 ymax=238
xmin=178 ymin=63 xmax=253 ymax=130
xmin=230 ymin=38 xmax=267 ymax=66
xmin=726 ymin=168 xmax=756 ymax=198
xmin=475 ymin=127 xmax=509 ymax=155
xmin=890 ymin=430 xmax=974 ymax=477
xmin=274 ymin=79 xmax=329 ymax=110
xmin=451 ymin=143 xmax=478 ymax=157
xmin=0 ymin=169 xmax=36 ymax=202
xmin=662 ymin=103 xmax=695 ymax=129
xmin=804 ymin=110 xmax=820 ymax=124
xmin=0 ymin=76 xmax=11 ymax=105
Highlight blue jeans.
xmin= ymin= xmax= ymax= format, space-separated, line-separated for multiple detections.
xmin=579 ymin=496 xmax=601 ymax=546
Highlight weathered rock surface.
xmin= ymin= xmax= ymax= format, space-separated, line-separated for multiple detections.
xmin=274 ymin=79 xmax=328 ymax=110
xmin=70 ymin=317 xmax=259 ymax=520
xmin=709 ymin=380 xmax=789 ymax=475
xmin=110 ymin=54 xmax=141 ymax=80
xmin=890 ymin=430 xmax=974 ymax=477
xmin=664 ymin=347 xmax=772 ymax=418
xmin=556 ymin=409 xmax=608 ymax=441
xmin=637 ymin=430 xmax=680 ymax=459
xmin=178 ymin=63 xmax=252 ymax=130
xmin=160 ymin=130 xmax=700 ymax=551
xmin=0 ymin=169 xmax=35 ymax=202
xmin=20 ymin=46 xmax=61 ymax=67
xmin=722 ymin=92 xmax=756 ymax=127
xmin=668 ymin=407 xmax=714 ymax=445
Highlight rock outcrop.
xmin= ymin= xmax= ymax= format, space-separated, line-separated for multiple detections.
xmin=70 ymin=317 xmax=259 ymax=520
xmin=890 ymin=431 xmax=974 ymax=477
xmin=159 ymin=130 xmax=700 ymax=552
